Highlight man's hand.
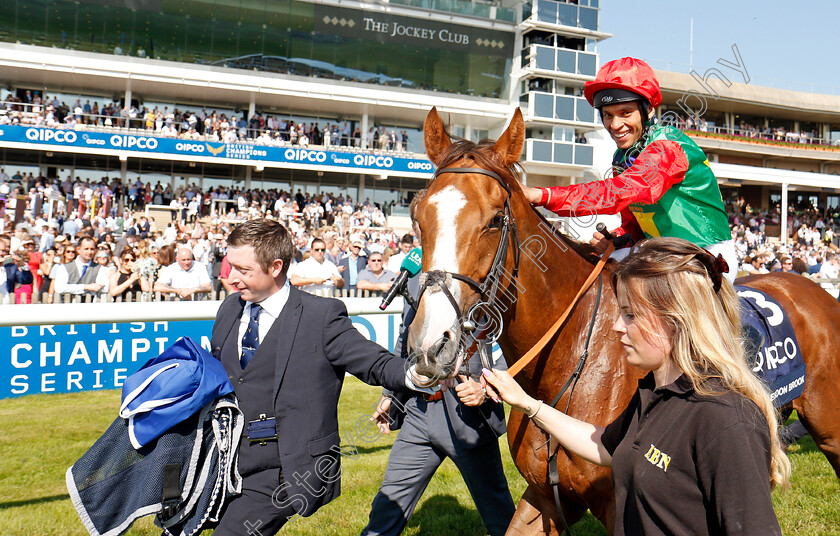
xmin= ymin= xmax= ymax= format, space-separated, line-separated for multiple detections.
xmin=177 ymin=288 xmax=196 ymax=299
xmin=370 ymin=396 xmax=392 ymax=434
xmin=84 ymin=283 xmax=104 ymax=292
xmin=589 ymin=231 xmax=611 ymax=254
xmin=454 ymin=375 xmax=487 ymax=407
xmin=522 ymin=186 xmax=543 ymax=205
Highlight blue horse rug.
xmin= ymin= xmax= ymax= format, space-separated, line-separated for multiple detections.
xmin=736 ymin=286 xmax=806 ymax=407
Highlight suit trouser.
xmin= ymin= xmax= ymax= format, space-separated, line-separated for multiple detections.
xmin=361 ymin=398 xmax=515 ymax=536
xmin=214 ymin=468 xmax=297 ymax=536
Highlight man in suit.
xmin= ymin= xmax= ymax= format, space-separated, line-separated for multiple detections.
xmin=361 ymin=208 xmax=515 ymax=536
xmin=211 ymin=218 xmax=418 ymax=535
xmin=338 ymin=239 xmax=368 ymax=291
xmin=51 ymin=235 xmax=109 ymax=299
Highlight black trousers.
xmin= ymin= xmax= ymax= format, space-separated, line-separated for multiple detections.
xmin=214 ymin=468 xmax=297 ymax=536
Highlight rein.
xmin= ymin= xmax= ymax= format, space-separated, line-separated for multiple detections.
xmin=507 ymin=242 xmax=614 ymax=377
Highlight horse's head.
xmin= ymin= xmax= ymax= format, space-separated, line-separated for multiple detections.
xmin=408 ymin=107 xmax=525 ymax=384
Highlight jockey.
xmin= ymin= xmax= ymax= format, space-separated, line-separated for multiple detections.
xmin=522 ymin=57 xmax=737 ymax=281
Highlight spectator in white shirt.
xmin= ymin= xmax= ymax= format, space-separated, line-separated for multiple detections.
xmin=288 ymin=238 xmax=344 ymax=294
xmin=154 ymin=246 xmax=211 ymax=300
xmin=387 ymin=233 xmax=415 ymax=273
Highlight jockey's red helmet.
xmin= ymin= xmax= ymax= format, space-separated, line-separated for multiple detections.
xmin=584 ymin=57 xmax=662 ymax=110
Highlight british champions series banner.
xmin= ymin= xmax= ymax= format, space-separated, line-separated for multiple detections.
xmin=1 ymin=314 xmax=401 ymax=399
xmin=0 ymin=126 xmax=435 ymax=176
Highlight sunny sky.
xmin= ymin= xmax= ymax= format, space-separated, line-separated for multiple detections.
xmin=598 ymin=0 xmax=838 ymax=95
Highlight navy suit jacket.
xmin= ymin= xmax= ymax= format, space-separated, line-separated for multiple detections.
xmin=338 ymin=254 xmax=368 ymax=289
xmin=4 ymin=263 xmax=33 ymax=293
xmin=210 ymin=285 xmax=409 ymax=517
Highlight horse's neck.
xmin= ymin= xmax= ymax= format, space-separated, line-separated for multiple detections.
xmin=499 ymin=200 xmax=603 ymax=358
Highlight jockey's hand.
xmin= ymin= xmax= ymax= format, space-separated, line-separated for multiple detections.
xmin=454 ymin=375 xmax=486 ymax=406
xmin=522 ymin=186 xmax=543 ymax=205
xmin=589 ymin=231 xmax=612 ymax=255
xmin=370 ymin=395 xmax=392 ymax=434
xmin=482 ymin=368 xmax=535 ymax=414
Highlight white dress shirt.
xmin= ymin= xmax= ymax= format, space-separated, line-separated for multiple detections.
xmin=236 ymin=280 xmax=291 ymax=356
xmin=52 ymin=259 xmax=110 ymax=295
xmin=287 ymin=256 xmax=342 ymax=293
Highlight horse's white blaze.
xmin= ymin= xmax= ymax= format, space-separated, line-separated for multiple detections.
xmin=415 ymin=185 xmax=467 ymax=352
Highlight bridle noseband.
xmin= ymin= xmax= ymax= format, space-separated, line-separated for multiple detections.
xmin=416 ymin=166 xmax=521 ymax=373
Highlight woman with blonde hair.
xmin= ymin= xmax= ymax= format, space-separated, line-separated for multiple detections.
xmin=484 ymin=237 xmax=789 ymax=535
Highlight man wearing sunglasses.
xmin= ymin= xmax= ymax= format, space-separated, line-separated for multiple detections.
xmin=288 ymin=238 xmax=344 ymax=294
xmin=356 ymin=253 xmax=395 ymax=293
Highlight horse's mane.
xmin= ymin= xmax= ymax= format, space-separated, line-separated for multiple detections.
xmin=435 ymin=137 xmax=602 ymax=264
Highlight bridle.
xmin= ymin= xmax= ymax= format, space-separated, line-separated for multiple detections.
xmin=416 ymin=166 xmax=521 ymax=374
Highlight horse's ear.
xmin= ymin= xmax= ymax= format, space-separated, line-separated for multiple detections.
xmin=492 ymin=108 xmax=525 ymax=168
xmin=424 ymin=107 xmax=451 ymax=166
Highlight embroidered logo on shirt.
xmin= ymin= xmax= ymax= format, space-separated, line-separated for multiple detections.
xmin=644 ymin=443 xmax=671 ymax=472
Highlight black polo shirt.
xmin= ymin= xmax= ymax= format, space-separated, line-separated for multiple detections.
xmin=601 ymin=373 xmax=781 ymax=536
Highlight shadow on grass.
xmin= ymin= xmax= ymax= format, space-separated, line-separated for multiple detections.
xmin=787 ymin=434 xmax=819 ymax=455
xmin=353 ymin=444 xmax=395 ymax=455
xmin=407 ymin=494 xmax=484 ymax=536
xmin=0 ymin=493 xmax=69 ymax=509
xmin=405 ymin=495 xmax=608 ymax=536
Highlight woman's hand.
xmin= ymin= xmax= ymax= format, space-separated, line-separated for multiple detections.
xmin=481 ymin=368 xmax=537 ymax=414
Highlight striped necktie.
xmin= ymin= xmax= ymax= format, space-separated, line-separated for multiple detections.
xmin=240 ymin=304 xmax=262 ymax=369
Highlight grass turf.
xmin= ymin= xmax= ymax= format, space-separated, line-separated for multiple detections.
xmin=0 ymin=379 xmax=836 ymax=535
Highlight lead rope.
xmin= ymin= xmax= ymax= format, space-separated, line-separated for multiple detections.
xmin=545 ymin=273 xmax=603 ymax=536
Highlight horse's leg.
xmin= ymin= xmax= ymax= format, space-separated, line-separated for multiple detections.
xmin=793 ymin=393 xmax=840 ymax=478
xmin=505 ymin=485 xmax=586 ymax=536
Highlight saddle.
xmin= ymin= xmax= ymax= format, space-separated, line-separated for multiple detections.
xmin=736 ymin=286 xmax=806 ymax=407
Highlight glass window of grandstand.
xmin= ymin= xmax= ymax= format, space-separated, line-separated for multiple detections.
xmin=0 ymin=1 xmax=510 ymax=99
xmin=830 ymin=124 xmax=840 ymax=145
xmin=532 ymin=0 xmax=598 ymax=31
xmin=733 ymin=114 xmax=765 ymax=138
xmin=700 ymin=110 xmax=725 ymax=131
xmin=798 ymin=121 xmax=820 ymax=143
xmin=766 ymin=118 xmax=795 ymax=141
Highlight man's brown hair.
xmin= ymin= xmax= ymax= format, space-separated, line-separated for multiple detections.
xmin=228 ymin=218 xmax=295 ymax=275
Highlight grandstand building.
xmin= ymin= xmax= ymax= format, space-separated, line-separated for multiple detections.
xmin=0 ymin=0 xmax=604 ymax=214
xmin=0 ymin=0 xmax=837 ymax=240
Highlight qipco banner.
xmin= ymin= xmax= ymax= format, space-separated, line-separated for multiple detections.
xmin=0 ymin=314 xmax=401 ymax=399
xmin=0 ymin=126 xmax=435 ymax=175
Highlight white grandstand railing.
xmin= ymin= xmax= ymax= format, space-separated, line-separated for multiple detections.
xmin=0 ymin=101 xmax=422 ymax=156
xmin=0 ymin=295 xmax=403 ymax=326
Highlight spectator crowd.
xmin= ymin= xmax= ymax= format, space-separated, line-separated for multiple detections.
xmin=727 ymin=200 xmax=840 ymax=295
xmin=0 ymin=171 xmax=418 ymax=304
xmin=5 ymin=170 xmax=840 ymax=304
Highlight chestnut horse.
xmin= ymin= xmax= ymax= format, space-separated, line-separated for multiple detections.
xmin=408 ymin=107 xmax=840 ymax=535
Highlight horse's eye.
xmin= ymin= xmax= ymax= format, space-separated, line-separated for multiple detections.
xmin=488 ymin=212 xmax=504 ymax=229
